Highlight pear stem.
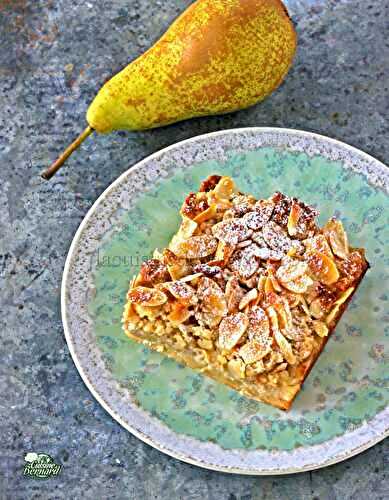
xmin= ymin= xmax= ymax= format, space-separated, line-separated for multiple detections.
xmin=41 ymin=125 xmax=94 ymax=180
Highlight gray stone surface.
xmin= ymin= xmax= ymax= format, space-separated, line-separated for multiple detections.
xmin=0 ymin=0 xmax=387 ymax=498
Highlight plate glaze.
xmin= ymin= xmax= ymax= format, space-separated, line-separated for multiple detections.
xmin=62 ymin=128 xmax=389 ymax=474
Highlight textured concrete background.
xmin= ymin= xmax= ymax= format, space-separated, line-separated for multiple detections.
xmin=0 ymin=0 xmax=388 ymax=498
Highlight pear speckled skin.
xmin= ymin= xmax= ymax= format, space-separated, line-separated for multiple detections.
xmin=87 ymin=0 xmax=297 ymax=133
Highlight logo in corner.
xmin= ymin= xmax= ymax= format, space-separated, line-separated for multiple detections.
xmin=23 ymin=452 xmax=61 ymax=480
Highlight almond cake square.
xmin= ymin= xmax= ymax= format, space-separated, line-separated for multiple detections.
xmin=122 ymin=175 xmax=369 ymax=410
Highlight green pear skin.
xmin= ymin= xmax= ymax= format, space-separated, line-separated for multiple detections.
xmin=87 ymin=0 xmax=297 ymax=133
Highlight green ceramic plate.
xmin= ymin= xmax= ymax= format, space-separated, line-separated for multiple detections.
xmin=62 ymin=128 xmax=388 ymax=474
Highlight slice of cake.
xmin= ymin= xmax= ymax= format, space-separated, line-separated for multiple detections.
xmin=122 ymin=175 xmax=369 ymax=410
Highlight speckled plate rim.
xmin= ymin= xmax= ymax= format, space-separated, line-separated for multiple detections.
xmin=62 ymin=127 xmax=388 ymax=475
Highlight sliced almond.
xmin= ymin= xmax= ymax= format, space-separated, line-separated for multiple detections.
xmin=307 ymin=251 xmax=340 ymax=285
xmin=312 ymin=320 xmax=329 ymax=337
xmin=193 ymin=203 xmax=217 ymax=223
xmin=178 ymin=272 xmax=204 ymax=283
xmin=212 ymin=218 xmax=252 ymax=245
xmin=176 ymin=235 xmax=218 ymax=259
xmin=281 ymin=274 xmax=314 ymax=294
xmin=263 ymin=221 xmax=293 ymax=253
xmin=247 ymin=306 xmax=271 ymax=343
xmin=242 ymin=201 xmax=273 ymax=230
xmin=309 ymin=298 xmax=326 ymax=319
xmin=268 ymin=270 xmax=282 ymax=292
xmin=239 ymin=340 xmax=270 ymax=364
xmin=287 ymin=201 xmax=302 ymax=236
xmin=323 ymin=218 xmax=349 ymax=260
xmin=180 ymin=217 xmax=198 ymax=239
xmin=163 ymin=249 xmax=192 ymax=280
xmin=229 ymin=244 xmax=260 ymax=279
xmin=276 ymin=256 xmax=308 ymax=283
xmin=264 ymin=276 xmax=275 ymax=295
xmin=127 ymin=286 xmax=167 ymax=307
xmin=267 ymin=306 xmax=296 ymax=365
xmin=213 ymin=176 xmax=236 ymax=200
xmin=284 ymin=292 xmax=301 ymax=308
xmin=196 ymin=277 xmax=227 ymax=328
xmin=218 ymin=312 xmax=249 ymax=350
xmin=168 ymin=303 xmax=192 ymax=325
xmin=239 ymin=288 xmax=258 ymax=310
xmin=325 ymin=287 xmax=355 ymax=325
xmin=227 ymin=358 xmax=246 ymax=379
xmin=214 ymin=240 xmax=235 ymax=266
xmin=305 ymin=234 xmax=333 ymax=258
xmin=163 ymin=281 xmax=195 ymax=302
xmin=225 ymin=276 xmax=245 ymax=313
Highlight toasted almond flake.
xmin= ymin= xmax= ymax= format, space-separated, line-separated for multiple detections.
xmin=247 ymin=305 xmax=271 ymax=342
xmin=180 ymin=217 xmax=198 ymax=239
xmin=287 ymin=201 xmax=302 ymax=236
xmin=264 ymin=276 xmax=275 ymax=295
xmin=214 ymin=176 xmax=236 ymax=199
xmin=196 ymin=277 xmax=227 ymax=327
xmin=252 ymin=245 xmax=284 ymax=261
xmin=217 ymin=354 xmax=227 ymax=365
xmin=225 ymin=276 xmax=245 ymax=313
xmin=325 ymin=287 xmax=355 ymax=324
xmin=227 ymin=358 xmax=246 ymax=379
xmin=305 ymin=234 xmax=333 ymax=258
xmin=257 ymin=275 xmax=267 ymax=292
xmin=218 ymin=312 xmax=249 ymax=350
xmin=236 ymin=240 xmax=252 ymax=249
xmin=127 ymin=286 xmax=167 ymax=307
xmin=307 ymin=251 xmax=340 ymax=285
xmin=272 ymin=362 xmax=288 ymax=373
xmin=176 ymin=235 xmax=218 ymax=259
xmin=335 ymin=286 xmax=355 ymax=305
xmin=268 ymin=270 xmax=282 ymax=292
xmin=168 ymin=303 xmax=192 ymax=325
xmin=323 ymin=218 xmax=349 ymax=260
xmin=278 ymin=296 xmax=294 ymax=330
xmin=276 ymin=257 xmax=308 ymax=283
xmin=193 ymin=203 xmax=217 ymax=223
xmin=239 ymin=340 xmax=270 ymax=364
xmin=325 ymin=305 xmax=340 ymax=325
xmin=163 ymin=281 xmax=195 ymax=301
xmin=268 ymin=307 xmax=296 ymax=365
xmin=243 ymin=201 xmax=273 ymax=230
xmin=281 ymin=274 xmax=314 ymax=294
xmin=309 ymin=298 xmax=325 ymax=319
xmin=214 ymin=241 xmax=234 ymax=267
xmin=212 ymin=218 xmax=252 ymax=245
xmin=229 ymin=244 xmax=260 ymax=279
xmin=266 ymin=306 xmax=296 ymax=365
xmin=263 ymin=221 xmax=293 ymax=253
xmin=178 ymin=272 xmax=204 ymax=283
xmin=299 ymin=296 xmax=311 ymax=316
xmin=239 ymin=288 xmax=258 ymax=310
xmin=312 ymin=320 xmax=329 ymax=337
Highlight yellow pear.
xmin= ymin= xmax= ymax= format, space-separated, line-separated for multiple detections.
xmin=43 ymin=0 xmax=296 ymax=179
